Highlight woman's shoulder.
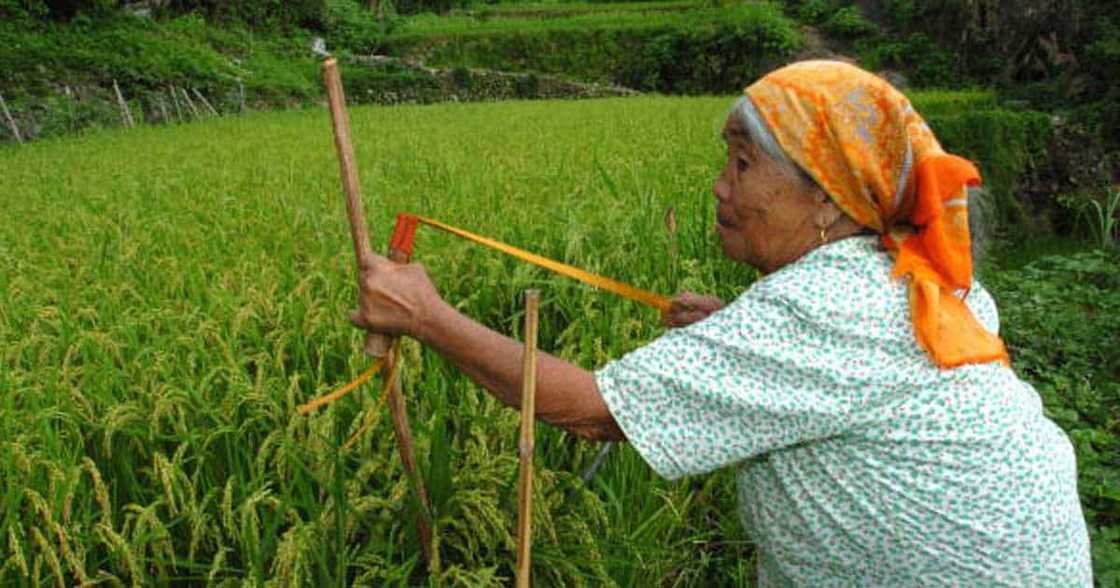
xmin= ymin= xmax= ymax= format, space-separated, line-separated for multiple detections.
xmin=739 ymin=234 xmax=1002 ymax=337
xmin=746 ymin=235 xmax=896 ymax=308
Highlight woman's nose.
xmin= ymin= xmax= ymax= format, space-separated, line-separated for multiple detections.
xmin=713 ymin=176 xmax=731 ymax=203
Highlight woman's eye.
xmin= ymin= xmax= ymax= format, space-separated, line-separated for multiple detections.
xmin=737 ymin=157 xmax=749 ymax=174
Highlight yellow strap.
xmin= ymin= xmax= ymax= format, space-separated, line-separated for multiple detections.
xmin=300 ymin=215 xmax=670 ymax=421
xmin=297 ymin=358 xmax=383 ymax=414
xmin=341 ymin=343 xmax=402 ymax=450
xmin=414 ymin=215 xmax=671 ymax=313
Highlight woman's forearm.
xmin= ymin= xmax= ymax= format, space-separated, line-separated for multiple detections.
xmin=416 ymin=298 xmax=625 ymax=442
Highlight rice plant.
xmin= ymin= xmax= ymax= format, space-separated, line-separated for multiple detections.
xmin=0 ymin=91 xmax=1062 ymax=585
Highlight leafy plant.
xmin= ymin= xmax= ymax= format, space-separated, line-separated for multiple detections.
xmin=1087 ymin=187 xmax=1120 ymax=249
xmin=822 ymin=6 xmax=876 ymax=39
xmin=986 ymin=249 xmax=1120 ymax=582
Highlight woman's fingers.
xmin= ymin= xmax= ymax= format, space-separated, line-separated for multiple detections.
xmin=665 ymin=291 xmax=726 ymax=328
xmin=349 ymin=260 xmax=441 ymax=339
xmin=665 ymin=309 xmax=709 ymax=328
xmin=358 ymin=250 xmax=390 ymax=271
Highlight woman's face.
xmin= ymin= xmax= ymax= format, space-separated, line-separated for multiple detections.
xmin=713 ymin=115 xmax=831 ymax=274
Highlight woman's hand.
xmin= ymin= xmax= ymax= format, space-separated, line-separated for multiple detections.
xmin=348 ymin=253 xmax=442 ymax=339
xmin=664 ymin=292 xmax=725 ymax=328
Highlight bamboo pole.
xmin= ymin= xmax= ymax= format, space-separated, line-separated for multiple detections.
xmin=169 ymin=87 xmax=184 ymax=123
xmin=193 ymin=88 xmax=219 ymax=117
xmin=516 ymin=290 xmax=540 ymax=588
xmin=180 ymin=87 xmax=201 ymax=120
xmin=321 ymin=56 xmax=433 ymax=563
xmin=156 ymin=96 xmax=169 ymax=125
xmin=112 ymin=79 xmax=135 ymax=128
xmin=0 ymin=92 xmax=24 ymax=144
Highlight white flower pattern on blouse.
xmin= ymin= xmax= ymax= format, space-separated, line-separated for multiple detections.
xmin=596 ymin=235 xmax=1091 ymax=587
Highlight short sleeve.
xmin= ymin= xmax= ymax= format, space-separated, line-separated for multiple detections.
xmin=596 ymin=290 xmax=877 ymax=480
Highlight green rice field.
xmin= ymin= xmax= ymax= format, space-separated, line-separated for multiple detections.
xmin=2 ymin=95 xmax=1118 ymax=585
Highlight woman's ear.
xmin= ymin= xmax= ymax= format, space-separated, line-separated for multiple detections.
xmin=811 ymin=186 xmax=844 ymax=230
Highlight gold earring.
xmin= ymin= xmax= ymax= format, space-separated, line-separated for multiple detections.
xmin=819 ymin=227 xmax=827 ymax=244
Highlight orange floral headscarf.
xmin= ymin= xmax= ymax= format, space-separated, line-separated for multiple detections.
xmin=746 ymin=60 xmax=1009 ymax=369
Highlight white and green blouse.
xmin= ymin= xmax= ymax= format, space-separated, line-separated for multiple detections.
xmin=596 ymin=235 xmax=1092 ymax=586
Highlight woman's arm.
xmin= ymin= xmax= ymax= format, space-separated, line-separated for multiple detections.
xmin=349 ymin=253 xmax=625 ymax=442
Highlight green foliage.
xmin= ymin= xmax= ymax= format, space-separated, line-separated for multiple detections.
xmin=1060 ymin=187 xmax=1120 ymax=250
xmin=164 ymin=0 xmax=330 ymax=30
xmin=985 ymin=249 xmax=1120 ymax=583
xmin=0 ymin=13 xmax=323 ymax=137
xmin=855 ymin=31 xmax=959 ymax=87
xmin=0 ymin=0 xmax=48 ymax=20
xmin=384 ymin=3 xmax=802 ymax=93
xmin=322 ymin=0 xmax=395 ymax=54
xmin=0 ymin=95 xmax=754 ymax=585
xmin=922 ymin=108 xmax=1054 ymax=234
xmin=469 ymin=0 xmax=699 ymax=20
xmin=821 ymin=5 xmax=875 ymax=39
xmin=793 ymin=0 xmax=832 ymax=24
xmin=907 ymin=89 xmax=998 ymax=116
xmin=0 ymin=15 xmax=238 ymax=91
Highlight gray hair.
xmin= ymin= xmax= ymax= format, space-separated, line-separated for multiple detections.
xmin=729 ymin=95 xmax=810 ymax=184
xmin=729 ymin=95 xmax=990 ymax=262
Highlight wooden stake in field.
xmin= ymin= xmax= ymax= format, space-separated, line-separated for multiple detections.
xmin=156 ymin=96 xmax=169 ymax=125
xmin=320 ymin=56 xmax=434 ymax=563
xmin=193 ymin=88 xmax=219 ymax=117
xmin=0 ymin=91 xmax=24 ymax=144
xmin=516 ymin=289 xmax=540 ymax=588
xmin=180 ymin=87 xmax=201 ymax=120
xmin=112 ymin=79 xmax=135 ymax=128
xmin=169 ymin=86 xmax=184 ymax=123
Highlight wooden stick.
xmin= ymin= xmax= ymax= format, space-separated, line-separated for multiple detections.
xmin=180 ymin=87 xmax=201 ymax=120
xmin=321 ymin=56 xmax=434 ymax=562
xmin=237 ymin=79 xmax=246 ymax=114
xmin=0 ymin=92 xmax=24 ymax=144
xmin=321 ymin=58 xmax=392 ymax=359
xmin=156 ymin=96 xmax=169 ymax=125
xmin=112 ymin=79 xmax=135 ymax=128
xmin=516 ymin=290 xmax=540 ymax=588
xmin=169 ymin=87 xmax=184 ymax=123
xmin=193 ymin=88 xmax=219 ymax=117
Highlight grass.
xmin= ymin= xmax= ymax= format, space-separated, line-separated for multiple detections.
xmin=465 ymin=0 xmax=706 ymax=19
xmin=0 ymin=95 xmax=751 ymax=586
xmin=388 ymin=3 xmax=791 ymax=37
xmin=1 ymin=93 xmax=1116 ymax=585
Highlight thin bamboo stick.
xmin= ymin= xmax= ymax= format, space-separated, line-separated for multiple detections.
xmin=156 ymin=96 xmax=169 ymax=125
xmin=193 ymin=88 xmax=219 ymax=117
xmin=169 ymin=86 xmax=184 ymax=123
xmin=516 ymin=289 xmax=540 ymax=588
xmin=321 ymin=56 xmax=434 ymax=563
xmin=180 ymin=87 xmax=201 ymax=120
xmin=0 ymin=92 xmax=24 ymax=144
xmin=112 ymin=79 xmax=135 ymax=128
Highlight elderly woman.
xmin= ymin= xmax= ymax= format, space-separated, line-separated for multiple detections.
xmin=349 ymin=61 xmax=1091 ymax=584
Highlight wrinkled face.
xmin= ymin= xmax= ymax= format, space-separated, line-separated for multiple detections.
xmin=713 ymin=115 xmax=831 ymax=274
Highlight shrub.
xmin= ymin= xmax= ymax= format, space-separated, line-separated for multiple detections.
xmin=383 ymin=4 xmax=802 ymax=93
xmin=985 ymin=250 xmax=1120 ymax=583
xmin=924 ymin=108 xmax=1054 ymax=234
xmin=163 ymin=0 xmax=330 ymax=30
xmin=322 ymin=0 xmax=394 ymax=54
xmin=794 ymin=0 xmax=834 ymax=24
xmin=856 ymin=32 xmax=959 ymax=88
xmin=822 ymin=6 xmax=876 ymax=39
